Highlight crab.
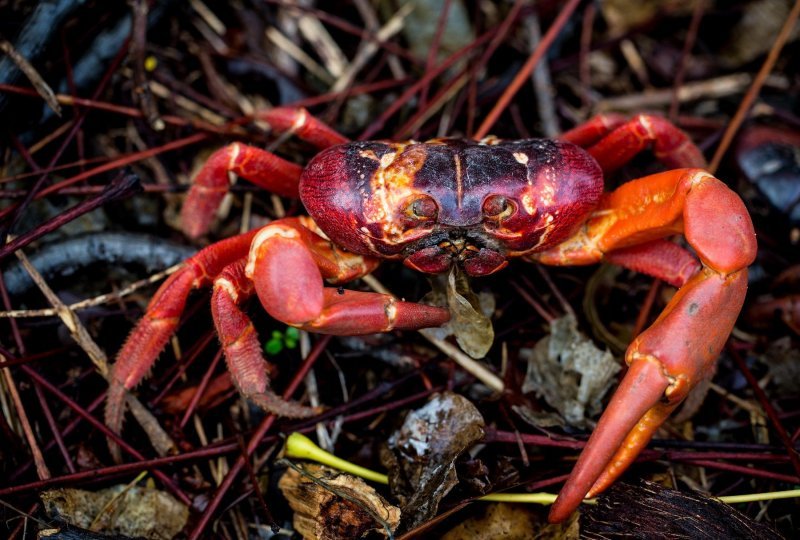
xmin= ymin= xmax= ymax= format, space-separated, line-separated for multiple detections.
xmin=107 ymin=107 xmax=756 ymax=523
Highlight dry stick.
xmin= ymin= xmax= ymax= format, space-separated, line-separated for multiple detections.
xmin=148 ymin=331 xmax=216 ymax=408
xmin=0 ymin=132 xmax=208 ymax=222
xmin=578 ymin=2 xmax=597 ymax=111
xmin=13 ymin=249 xmax=178 ymax=459
xmin=474 ymin=0 xmax=583 ymax=140
xmin=0 ymin=275 xmax=64 ymax=479
xmin=2 ymin=268 xmax=78 ymax=476
xmin=361 ymin=274 xmax=504 ymax=393
xmin=1 ymin=360 xmax=51 ymax=479
xmin=466 ymin=0 xmax=526 ymax=137
xmin=179 ymin=349 xmax=225 ymax=429
xmin=329 ymin=3 xmax=412 ymax=94
xmin=0 ymin=39 xmax=61 ymax=116
xmin=31 ymin=382 xmax=76 ymax=474
xmin=6 ymin=384 xmax=103 ymax=483
xmin=0 ymin=83 xmax=231 ymax=133
xmin=668 ymin=0 xmax=707 ymax=122
xmin=708 ymin=0 xmax=800 ymax=173
xmin=130 ymin=0 xmax=163 ymax=130
xmin=265 ymin=0 xmax=419 ymax=64
xmin=352 ymin=0 xmax=406 ymax=80
xmin=417 ymin=0 xmax=453 ymax=111
xmin=266 ymin=26 xmax=335 ymax=84
xmin=680 ymin=459 xmax=799 ymax=485
xmin=596 ymin=73 xmax=787 ymax=113
xmin=297 ymin=9 xmax=348 ymax=78
xmin=708 ymin=382 xmax=766 ymax=420
xmin=399 ymin=0 xmax=524 ymax=140
xmin=0 ymin=262 xmax=185 ymax=319
xmin=0 ymin=41 xmax=129 ymax=243
xmin=188 ymin=335 xmax=332 ymax=540
xmin=631 ymin=279 xmax=661 ymax=338
xmin=509 ymin=278 xmax=556 ymax=323
xmin=0 ymin=251 xmax=75 ymax=478
xmin=526 ymin=9 xmax=560 ymax=137
xmin=397 ymin=72 xmax=470 ymax=139
xmin=359 ymin=30 xmax=495 ymax=139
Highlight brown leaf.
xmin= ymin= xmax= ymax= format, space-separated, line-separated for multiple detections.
xmin=40 ymin=485 xmax=188 ymax=540
xmin=381 ymin=392 xmax=485 ymax=531
xmin=517 ymin=314 xmax=620 ymax=428
xmin=422 ymin=267 xmax=495 ymax=359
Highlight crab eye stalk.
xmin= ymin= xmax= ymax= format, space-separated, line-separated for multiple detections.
xmin=406 ymin=196 xmax=438 ymax=220
xmin=483 ymin=194 xmax=515 ymax=221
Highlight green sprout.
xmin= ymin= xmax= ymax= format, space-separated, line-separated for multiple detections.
xmin=264 ymin=326 xmax=300 ymax=356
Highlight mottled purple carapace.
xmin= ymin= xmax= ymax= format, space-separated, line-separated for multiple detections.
xmin=300 ymin=138 xmax=603 ymax=276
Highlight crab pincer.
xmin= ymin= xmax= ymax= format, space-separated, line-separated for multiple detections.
xmin=542 ymin=169 xmax=756 ymax=522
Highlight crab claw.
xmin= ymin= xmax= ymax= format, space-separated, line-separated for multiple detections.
xmin=548 ymin=266 xmax=751 ymax=523
xmin=548 ymin=357 xmax=675 ymax=523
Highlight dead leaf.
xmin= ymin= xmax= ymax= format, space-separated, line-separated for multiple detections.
xmin=41 ymin=485 xmax=188 ymax=540
xmin=381 ymin=392 xmax=485 ymax=532
xmin=517 ymin=314 xmax=621 ymax=428
xmin=421 ymin=267 xmax=495 ymax=359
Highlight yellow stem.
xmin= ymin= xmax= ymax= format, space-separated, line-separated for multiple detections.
xmin=285 ymin=433 xmax=800 ymax=507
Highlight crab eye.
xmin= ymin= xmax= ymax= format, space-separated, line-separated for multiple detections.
xmin=483 ymin=195 xmax=515 ymax=220
xmin=407 ymin=196 xmax=438 ymax=220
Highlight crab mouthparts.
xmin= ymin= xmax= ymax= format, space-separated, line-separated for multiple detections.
xmin=403 ymin=233 xmax=508 ymax=277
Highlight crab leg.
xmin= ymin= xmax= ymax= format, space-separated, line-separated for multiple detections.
xmin=559 ymin=113 xmax=627 ymax=147
xmin=211 ymin=260 xmax=319 ymax=418
xmin=181 ymin=107 xmax=349 ymax=238
xmin=257 ymin=107 xmax=350 ymax=150
xmin=561 ymin=114 xmax=706 ymax=170
xmin=533 ymin=169 xmax=757 ymax=522
xmin=603 ymin=239 xmax=700 ymax=288
xmin=106 ymin=230 xmax=259 ymax=439
xmin=246 ymin=218 xmax=451 ymax=334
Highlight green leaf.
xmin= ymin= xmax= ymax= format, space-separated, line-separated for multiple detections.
xmin=265 ymin=338 xmax=283 ymax=355
xmin=285 ymin=326 xmax=300 ymax=340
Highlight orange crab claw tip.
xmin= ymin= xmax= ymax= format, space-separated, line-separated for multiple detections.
xmin=548 ymin=358 xmax=671 ymax=523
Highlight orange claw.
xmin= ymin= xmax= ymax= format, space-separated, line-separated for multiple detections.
xmin=247 ymin=218 xmax=451 ymax=335
xmin=536 ymin=168 xmax=757 ymax=522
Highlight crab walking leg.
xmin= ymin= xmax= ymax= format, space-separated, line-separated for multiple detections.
xmin=533 ymin=169 xmax=757 ymax=523
xmin=245 ymin=218 xmax=451 ymax=334
xmin=603 ymin=239 xmax=700 ymax=288
xmin=561 ymin=114 xmax=706 ymax=171
xmin=181 ymin=107 xmax=349 ymax=238
xmin=256 ymin=107 xmax=350 ymax=149
xmin=559 ymin=113 xmax=627 ymax=147
xmin=106 ymin=230 xmax=259 ymax=438
xmin=180 ymin=144 xmax=303 ymax=238
xmin=211 ymin=260 xmax=318 ymax=418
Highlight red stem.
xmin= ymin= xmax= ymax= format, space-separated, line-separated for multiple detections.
xmin=729 ymin=345 xmax=800 ymax=478
xmin=19 ymin=365 xmax=192 ymax=506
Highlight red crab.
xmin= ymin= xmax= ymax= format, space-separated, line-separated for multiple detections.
xmin=107 ymin=108 xmax=756 ymax=523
